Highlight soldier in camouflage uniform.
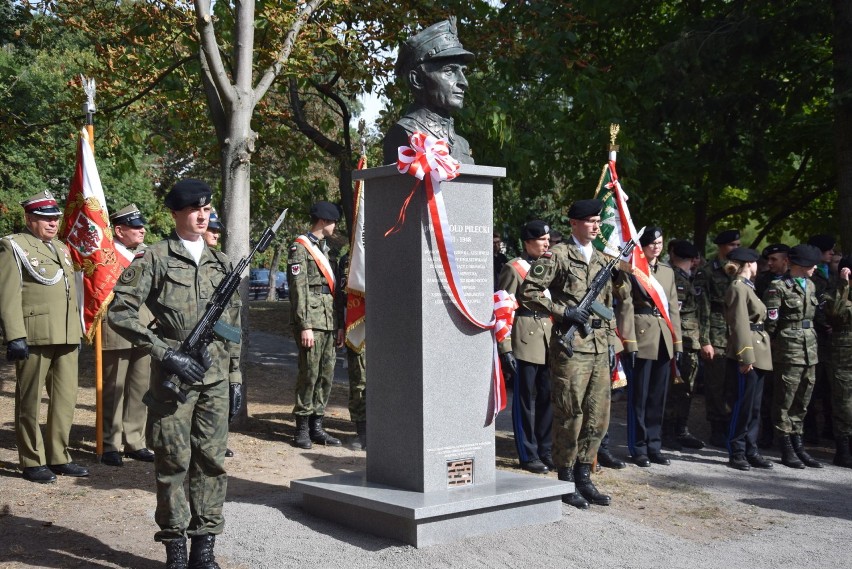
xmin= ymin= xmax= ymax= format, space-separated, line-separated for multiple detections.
xmin=662 ymin=240 xmax=705 ymax=450
xmin=823 ymin=255 xmax=852 ymax=467
xmin=763 ymin=244 xmax=823 ymax=470
xmin=519 ymin=199 xmax=617 ymax=510
xmin=288 ymin=201 xmax=344 ymax=449
xmin=695 ymin=229 xmax=741 ymax=447
xmin=335 ymin=252 xmax=367 ymax=450
xmin=108 ymin=180 xmax=243 ymax=569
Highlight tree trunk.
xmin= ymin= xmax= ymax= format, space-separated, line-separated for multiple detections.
xmin=835 ymin=0 xmax=852 ymax=252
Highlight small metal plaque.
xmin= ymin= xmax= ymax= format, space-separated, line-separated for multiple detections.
xmin=447 ymin=458 xmax=474 ymax=487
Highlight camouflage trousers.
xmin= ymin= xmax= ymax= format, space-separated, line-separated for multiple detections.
xmin=831 ymin=346 xmax=852 ymax=437
xmin=147 ymin=378 xmax=229 ymax=542
xmin=549 ymin=349 xmax=610 ymax=468
xmin=347 ymin=347 xmax=366 ymax=422
xmin=772 ymin=363 xmax=815 ymax=435
xmin=293 ymin=329 xmax=337 ymax=417
xmin=665 ymin=348 xmax=699 ymax=428
xmin=703 ymin=350 xmax=733 ymax=424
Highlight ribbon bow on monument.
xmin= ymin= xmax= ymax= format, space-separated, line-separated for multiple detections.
xmin=386 ymin=131 xmax=516 ymax=422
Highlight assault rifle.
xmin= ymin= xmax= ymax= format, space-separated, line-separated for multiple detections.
xmin=162 ymin=208 xmax=289 ymax=403
xmin=556 ymin=227 xmax=645 ymax=357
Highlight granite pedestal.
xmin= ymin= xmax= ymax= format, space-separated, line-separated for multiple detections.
xmin=292 ymin=164 xmax=571 ymax=547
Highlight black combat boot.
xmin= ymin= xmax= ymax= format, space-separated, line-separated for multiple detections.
xmin=574 ymin=463 xmax=611 ymax=506
xmin=164 ymin=538 xmax=188 ymax=569
xmin=676 ymin=419 xmax=705 ymax=449
xmin=309 ymin=414 xmax=342 ymax=446
xmin=780 ymin=434 xmax=805 ymax=469
xmin=790 ymin=434 xmax=823 ymax=468
xmin=351 ymin=420 xmax=367 ymax=450
xmin=833 ymin=435 xmax=852 ymax=468
xmin=188 ymin=535 xmax=220 ymax=569
xmin=293 ymin=415 xmax=312 ymax=449
xmin=556 ymin=467 xmax=589 ymax=510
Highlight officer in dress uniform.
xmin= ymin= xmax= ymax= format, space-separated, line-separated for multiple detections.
xmin=108 ymin=179 xmax=243 ymax=568
xmin=289 ymin=201 xmax=344 ymax=449
xmin=722 ymin=247 xmax=774 ymax=471
xmin=695 ymin=229 xmax=741 ymax=447
xmin=0 ymin=191 xmax=87 ymax=483
xmin=382 ymin=17 xmax=475 ymax=165
xmin=614 ymin=227 xmax=682 ymax=467
xmin=100 ymin=204 xmax=155 ymax=467
xmin=497 ymin=220 xmax=554 ymax=474
xmin=824 ymin=255 xmax=852 ymax=467
xmin=519 ymin=199 xmax=617 ymax=510
xmin=662 ymin=240 xmax=705 ymax=450
xmin=763 ymin=244 xmax=823 ymax=470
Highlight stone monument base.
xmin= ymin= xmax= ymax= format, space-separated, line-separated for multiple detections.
xmin=292 ymin=470 xmax=571 ymax=547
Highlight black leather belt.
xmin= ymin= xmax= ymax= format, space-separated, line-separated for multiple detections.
xmin=635 ymin=307 xmax=662 ymax=317
xmin=310 ymin=285 xmax=332 ymax=294
xmin=516 ymin=307 xmax=547 ymax=319
xmin=750 ymin=323 xmax=765 ymax=331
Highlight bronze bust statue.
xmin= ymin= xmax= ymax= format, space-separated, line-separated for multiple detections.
xmin=382 ymin=18 xmax=475 ymax=165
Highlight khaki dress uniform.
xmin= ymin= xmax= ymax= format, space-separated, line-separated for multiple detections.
xmin=498 ymin=257 xmax=554 ymax=467
xmin=519 ymin=241 xmax=616 ymax=470
xmin=615 ymin=261 xmax=682 ymax=459
xmin=724 ymin=278 xmax=772 ymax=459
xmin=108 ymin=233 xmax=242 ymax=542
xmin=0 ymin=231 xmax=82 ymax=468
xmin=101 ymin=250 xmax=154 ymax=456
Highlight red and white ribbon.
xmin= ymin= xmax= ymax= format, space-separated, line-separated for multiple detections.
xmin=389 ymin=131 xmax=515 ymax=422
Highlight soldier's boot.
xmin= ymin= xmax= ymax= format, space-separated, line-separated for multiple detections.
xmin=780 ymin=435 xmax=805 ymax=469
xmin=309 ymin=415 xmax=342 ymax=446
xmin=676 ymin=419 xmax=705 ymax=449
xmin=293 ymin=415 xmax=312 ymax=449
xmin=573 ymin=463 xmax=611 ymax=507
xmin=709 ymin=421 xmax=728 ymax=448
xmin=164 ymin=538 xmax=188 ymax=569
xmin=832 ymin=435 xmax=852 ymax=468
xmin=350 ymin=420 xmax=367 ymax=450
xmin=790 ymin=434 xmax=823 ymax=468
xmin=188 ymin=535 xmax=220 ymax=569
xmin=556 ymin=467 xmax=589 ymax=510
xmin=661 ymin=422 xmax=682 ymax=451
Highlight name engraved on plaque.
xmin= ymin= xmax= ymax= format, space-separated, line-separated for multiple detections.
xmin=423 ymin=232 xmax=490 ymax=308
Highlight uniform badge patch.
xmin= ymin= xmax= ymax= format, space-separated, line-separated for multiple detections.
xmin=30 ymin=258 xmax=39 ymax=267
xmin=532 ymin=264 xmax=545 ymax=276
xmin=768 ymin=308 xmax=779 ymax=320
xmin=291 ymin=264 xmax=301 ymax=276
xmin=694 ymin=286 xmax=702 ymax=296
xmin=119 ymin=267 xmax=139 ymax=286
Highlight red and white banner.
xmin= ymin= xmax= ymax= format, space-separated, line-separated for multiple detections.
xmin=392 ymin=132 xmax=517 ymax=422
xmin=59 ymin=129 xmax=122 ymax=342
xmin=345 ymin=155 xmax=367 ymax=352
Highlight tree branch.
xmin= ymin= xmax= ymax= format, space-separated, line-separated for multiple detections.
xmin=194 ymin=0 xmax=236 ymax=107
xmin=288 ymin=78 xmax=346 ymax=156
xmin=199 ymin=49 xmax=228 ymax=145
xmin=749 ymin=184 xmax=834 ymax=248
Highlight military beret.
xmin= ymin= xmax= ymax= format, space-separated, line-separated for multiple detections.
xmin=310 ymin=200 xmax=340 ymax=222
xmin=839 ymin=255 xmax=852 ymax=274
xmin=208 ymin=209 xmax=224 ymax=232
xmin=21 ymin=190 xmax=61 ymax=216
xmin=788 ymin=244 xmax=822 ymax=267
xmin=567 ymin=199 xmax=603 ymax=220
xmin=671 ymin=239 xmax=700 ymax=259
xmin=761 ymin=243 xmax=790 ymax=258
xmin=521 ymin=220 xmax=550 ymax=241
xmin=807 ymin=234 xmax=836 ymax=252
xmin=164 ymin=179 xmax=212 ymax=211
xmin=727 ymin=247 xmax=760 ymax=263
xmin=639 ymin=226 xmax=664 ymax=247
xmin=395 ymin=17 xmax=475 ymax=77
xmin=110 ymin=203 xmax=146 ymax=227
xmin=713 ymin=229 xmax=740 ymax=245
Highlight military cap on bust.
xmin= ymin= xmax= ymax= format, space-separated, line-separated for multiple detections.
xmin=310 ymin=201 xmax=340 ymax=222
xmin=20 ymin=190 xmax=61 ymax=216
xmin=208 ymin=209 xmax=224 ymax=232
xmin=110 ymin=204 xmax=146 ymax=227
xmin=761 ymin=243 xmax=790 ymax=258
xmin=671 ymin=239 xmax=700 ymax=259
xmin=727 ymin=247 xmax=760 ymax=263
xmin=521 ymin=220 xmax=550 ymax=241
xmin=807 ymin=234 xmax=836 ymax=252
xmin=567 ymin=199 xmax=603 ymax=220
xmin=788 ymin=244 xmax=822 ymax=267
xmin=164 ymin=179 xmax=212 ymax=211
xmin=394 ymin=17 xmax=475 ymax=77
xmin=713 ymin=229 xmax=740 ymax=245
xmin=640 ymin=226 xmax=664 ymax=247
